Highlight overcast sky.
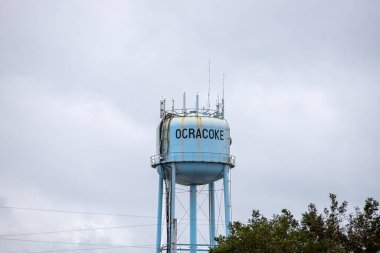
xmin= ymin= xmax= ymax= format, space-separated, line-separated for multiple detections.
xmin=1 ymin=0 xmax=379 ymax=252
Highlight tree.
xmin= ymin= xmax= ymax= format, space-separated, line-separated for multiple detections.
xmin=300 ymin=194 xmax=347 ymax=253
xmin=346 ymin=198 xmax=380 ymax=252
xmin=210 ymin=194 xmax=380 ymax=253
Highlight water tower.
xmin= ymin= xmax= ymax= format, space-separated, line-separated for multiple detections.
xmin=151 ymin=93 xmax=235 ymax=253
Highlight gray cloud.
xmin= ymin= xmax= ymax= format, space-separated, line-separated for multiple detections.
xmin=0 ymin=0 xmax=379 ymax=252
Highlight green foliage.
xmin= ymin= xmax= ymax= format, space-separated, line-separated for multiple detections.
xmin=210 ymin=194 xmax=380 ymax=253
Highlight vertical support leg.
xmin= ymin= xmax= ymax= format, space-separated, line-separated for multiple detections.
xmin=209 ymin=182 xmax=216 ymax=247
xmin=173 ymin=219 xmax=177 ymax=253
xmin=170 ymin=163 xmax=176 ymax=253
xmin=156 ymin=166 xmax=163 ymax=253
xmin=223 ymin=165 xmax=231 ymax=236
xmin=190 ymin=185 xmax=197 ymax=253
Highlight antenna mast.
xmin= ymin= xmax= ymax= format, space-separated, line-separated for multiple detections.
xmin=208 ymin=61 xmax=211 ymax=109
xmin=183 ymin=92 xmax=186 ymax=114
xmin=222 ymin=73 xmax=225 ymax=117
xmin=222 ymin=73 xmax=225 ymax=100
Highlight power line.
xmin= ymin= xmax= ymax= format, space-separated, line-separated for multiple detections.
xmin=0 ymin=237 xmax=154 ymax=249
xmin=0 ymin=223 xmax=226 ymax=238
xmin=0 ymin=206 xmax=156 ymax=219
xmin=26 ymin=245 xmax=154 ymax=253
xmin=0 ymin=224 xmax=157 ymax=237
xmin=0 ymin=205 xmax=226 ymax=222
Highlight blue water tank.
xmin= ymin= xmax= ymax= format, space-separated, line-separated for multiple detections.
xmin=151 ymin=111 xmax=235 ymax=186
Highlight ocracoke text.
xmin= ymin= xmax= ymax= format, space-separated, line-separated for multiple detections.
xmin=175 ymin=128 xmax=224 ymax=140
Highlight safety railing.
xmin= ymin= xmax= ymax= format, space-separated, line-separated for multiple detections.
xmin=150 ymin=152 xmax=235 ymax=168
xmin=162 ymin=107 xmax=223 ymax=119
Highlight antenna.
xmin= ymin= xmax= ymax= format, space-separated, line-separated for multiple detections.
xmin=222 ymin=73 xmax=225 ymax=117
xmin=160 ymin=98 xmax=166 ymax=118
xmin=196 ymin=93 xmax=199 ymax=113
xmin=183 ymin=92 xmax=186 ymax=114
xmin=208 ymin=61 xmax=211 ymax=109
xmin=222 ymin=73 xmax=225 ymax=100
xmin=216 ymin=95 xmax=220 ymax=114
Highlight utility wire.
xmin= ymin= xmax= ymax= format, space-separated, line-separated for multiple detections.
xmin=26 ymin=244 xmax=154 ymax=253
xmin=0 ymin=201 xmax=225 ymax=220
xmin=0 ymin=206 xmax=156 ymax=218
xmin=0 ymin=237 xmax=154 ymax=248
xmin=0 ymin=224 xmax=157 ymax=237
